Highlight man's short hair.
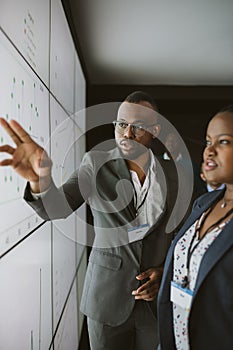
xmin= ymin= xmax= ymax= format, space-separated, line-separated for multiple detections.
xmin=124 ymin=91 xmax=158 ymax=112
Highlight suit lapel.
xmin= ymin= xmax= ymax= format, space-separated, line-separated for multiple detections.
xmin=109 ymin=148 xmax=137 ymax=220
xmin=193 ymin=215 xmax=233 ymax=298
xmin=161 ymin=190 xmax=225 ymax=290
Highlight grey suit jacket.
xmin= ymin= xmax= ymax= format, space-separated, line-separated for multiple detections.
xmin=24 ymin=147 xmax=178 ymax=326
xmin=158 ymin=189 xmax=233 ymax=349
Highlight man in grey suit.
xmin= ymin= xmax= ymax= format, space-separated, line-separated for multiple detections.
xmin=0 ymin=91 xmax=183 ymax=349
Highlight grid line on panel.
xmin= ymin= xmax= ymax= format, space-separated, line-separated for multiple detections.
xmin=48 ymin=246 xmax=87 ymax=350
xmin=0 ymin=26 xmax=73 ymax=121
xmin=39 ymin=267 xmax=42 ymax=350
xmin=48 ymin=0 xmax=52 ymax=190
xmin=61 ymin=0 xmax=89 ymax=85
xmin=76 ymin=245 xmax=87 ymax=275
xmin=48 ymin=0 xmax=52 ymax=101
xmin=0 ymin=26 xmax=50 ymax=97
xmin=48 ymin=4 xmax=54 ymax=348
xmin=50 ymin=90 xmax=74 ymax=118
xmin=0 ymin=220 xmax=47 ymax=260
xmin=50 ymin=220 xmax=55 ymax=350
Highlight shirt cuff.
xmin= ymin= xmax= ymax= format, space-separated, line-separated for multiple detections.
xmin=30 ymin=187 xmax=51 ymax=200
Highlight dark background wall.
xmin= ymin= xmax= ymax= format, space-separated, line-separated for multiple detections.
xmin=86 ymin=84 xmax=233 ymax=168
xmin=61 ymin=0 xmax=233 ymax=169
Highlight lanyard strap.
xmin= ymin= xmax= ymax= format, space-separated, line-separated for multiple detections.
xmin=133 ymin=171 xmax=151 ymax=214
xmin=182 ymin=206 xmax=233 ymax=288
xmin=135 ymin=187 xmax=149 ymax=213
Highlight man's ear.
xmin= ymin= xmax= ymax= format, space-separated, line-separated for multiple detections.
xmin=152 ymin=124 xmax=161 ymax=138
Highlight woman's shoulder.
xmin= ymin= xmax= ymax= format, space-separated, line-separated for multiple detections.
xmin=193 ymin=189 xmax=224 ymax=209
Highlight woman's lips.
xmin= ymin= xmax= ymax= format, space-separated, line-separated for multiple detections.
xmin=204 ymin=159 xmax=217 ymax=171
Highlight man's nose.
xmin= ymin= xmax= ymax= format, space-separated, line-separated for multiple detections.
xmin=123 ymin=124 xmax=135 ymax=138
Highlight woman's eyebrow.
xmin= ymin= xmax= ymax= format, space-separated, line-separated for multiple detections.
xmin=206 ymin=133 xmax=233 ymax=138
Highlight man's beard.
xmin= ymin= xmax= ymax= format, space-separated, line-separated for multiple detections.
xmin=117 ymin=139 xmax=148 ymax=160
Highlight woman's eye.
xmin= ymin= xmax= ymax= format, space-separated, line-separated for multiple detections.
xmin=205 ymin=140 xmax=211 ymax=146
xmin=220 ymin=139 xmax=229 ymax=144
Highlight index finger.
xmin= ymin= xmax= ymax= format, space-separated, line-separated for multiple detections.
xmin=9 ymin=119 xmax=33 ymax=144
xmin=0 ymin=118 xmax=22 ymax=146
xmin=0 ymin=118 xmax=32 ymax=145
xmin=139 ymin=281 xmax=153 ymax=292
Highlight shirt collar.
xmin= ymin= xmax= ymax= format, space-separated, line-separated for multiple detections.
xmin=129 ymin=149 xmax=157 ymax=187
xmin=163 ymin=151 xmax=182 ymax=162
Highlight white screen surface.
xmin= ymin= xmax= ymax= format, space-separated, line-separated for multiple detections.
xmin=52 ymin=225 xmax=77 ymax=329
xmin=0 ymin=0 xmax=87 ymax=348
xmin=0 ymin=29 xmax=49 ymax=256
xmin=54 ymin=279 xmax=79 ymax=350
xmin=0 ymin=0 xmax=50 ymax=85
xmin=0 ymin=223 xmax=52 ymax=350
xmin=50 ymin=0 xmax=75 ymax=114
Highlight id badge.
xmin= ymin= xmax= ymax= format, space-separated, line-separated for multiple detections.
xmin=128 ymin=223 xmax=149 ymax=241
xmin=170 ymin=281 xmax=193 ymax=311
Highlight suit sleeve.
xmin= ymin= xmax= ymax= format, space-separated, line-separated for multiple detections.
xmin=23 ymin=152 xmax=93 ymax=221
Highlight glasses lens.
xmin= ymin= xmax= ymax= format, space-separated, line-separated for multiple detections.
xmin=113 ymin=121 xmax=145 ymax=136
xmin=132 ymin=124 xmax=145 ymax=136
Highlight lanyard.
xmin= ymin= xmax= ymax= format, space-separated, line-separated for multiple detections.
xmin=135 ymin=186 xmax=149 ymax=214
xmin=133 ymin=171 xmax=151 ymax=214
xmin=181 ymin=206 xmax=233 ymax=288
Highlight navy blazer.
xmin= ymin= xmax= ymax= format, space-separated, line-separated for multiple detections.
xmin=157 ymin=189 xmax=233 ymax=350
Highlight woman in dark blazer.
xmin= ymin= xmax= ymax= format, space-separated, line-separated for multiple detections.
xmin=158 ymin=105 xmax=233 ymax=350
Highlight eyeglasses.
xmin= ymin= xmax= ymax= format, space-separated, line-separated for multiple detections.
xmin=112 ymin=120 xmax=156 ymax=137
